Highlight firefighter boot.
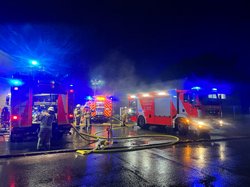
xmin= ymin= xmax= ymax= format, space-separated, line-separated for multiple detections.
xmin=37 ymin=138 xmax=41 ymax=150
xmin=37 ymin=138 xmax=43 ymax=150
xmin=45 ymin=142 xmax=51 ymax=150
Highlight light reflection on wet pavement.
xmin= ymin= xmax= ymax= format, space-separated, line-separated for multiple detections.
xmin=0 ymin=118 xmax=250 ymax=156
xmin=1 ymin=119 xmax=250 ymax=186
xmin=1 ymin=138 xmax=250 ymax=186
xmin=0 ymin=124 xmax=178 ymax=155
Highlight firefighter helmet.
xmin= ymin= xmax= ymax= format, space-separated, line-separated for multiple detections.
xmin=76 ymin=104 xmax=81 ymax=108
xmin=48 ymin=107 xmax=55 ymax=112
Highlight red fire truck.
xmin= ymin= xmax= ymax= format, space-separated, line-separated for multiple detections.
xmin=10 ymin=73 xmax=74 ymax=141
xmin=85 ymin=95 xmax=112 ymax=123
xmin=128 ymin=88 xmax=225 ymax=134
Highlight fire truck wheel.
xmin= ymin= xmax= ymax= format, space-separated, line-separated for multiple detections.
xmin=177 ymin=122 xmax=188 ymax=135
xmin=137 ymin=116 xmax=148 ymax=129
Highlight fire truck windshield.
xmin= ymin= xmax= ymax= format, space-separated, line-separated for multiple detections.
xmin=198 ymin=94 xmax=222 ymax=105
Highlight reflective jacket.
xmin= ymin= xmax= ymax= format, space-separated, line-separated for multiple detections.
xmin=74 ymin=108 xmax=82 ymax=118
xmin=39 ymin=111 xmax=55 ymax=129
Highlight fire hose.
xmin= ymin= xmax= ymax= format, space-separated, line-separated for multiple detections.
xmin=2 ymin=117 xmax=249 ymax=159
xmin=72 ymin=117 xmax=180 ymax=155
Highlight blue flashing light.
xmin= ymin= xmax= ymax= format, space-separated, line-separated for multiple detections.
xmin=191 ymin=86 xmax=201 ymax=90
xmin=30 ymin=60 xmax=39 ymax=66
xmin=9 ymin=79 xmax=24 ymax=86
xmin=109 ymin=96 xmax=118 ymax=101
xmin=212 ymin=88 xmax=218 ymax=91
xmin=86 ymin=96 xmax=93 ymax=100
xmin=70 ymin=84 xmax=74 ymax=87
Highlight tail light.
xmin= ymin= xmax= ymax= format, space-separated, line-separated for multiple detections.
xmin=11 ymin=115 xmax=19 ymax=127
xmin=11 ymin=115 xmax=19 ymax=121
xmin=69 ymin=114 xmax=74 ymax=119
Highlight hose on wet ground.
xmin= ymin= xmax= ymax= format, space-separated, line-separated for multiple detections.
xmin=1 ymin=117 xmax=250 ymax=158
xmin=0 ymin=123 xmax=180 ymax=157
xmin=72 ymin=120 xmax=180 ymax=155
xmin=72 ymin=119 xmax=250 ymax=155
xmin=1 ymin=135 xmax=250 ymax=158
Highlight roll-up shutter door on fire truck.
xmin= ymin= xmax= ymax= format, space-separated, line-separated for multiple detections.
xmin=154 ymin=97 xmax=171 ymax=116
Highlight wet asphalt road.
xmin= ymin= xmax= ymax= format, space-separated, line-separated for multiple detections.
xmin=1 ymin=118 xmax=250 ymax=186
xmin=1 ymin=139 xmax=250 ymax=186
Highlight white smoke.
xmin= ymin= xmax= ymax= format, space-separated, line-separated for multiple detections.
xmin=89 ymin=51 xmax=189 ymax=113
xmin=89 ymin=51 xmax=189 ymax=95
xmin=89 ymin=51 xmax=140 ymax=95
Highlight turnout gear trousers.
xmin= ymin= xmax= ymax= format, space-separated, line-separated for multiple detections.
xmin=37 ymin=111 xmax=55 ymax=150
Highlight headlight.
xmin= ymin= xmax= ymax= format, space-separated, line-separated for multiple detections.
xmin=190 ymin=119 xmax=210 ymax=129
xmin=219 ymin=120 xmax=223 ymax=126
xmin=197 ymin=121 xmax=205 ymax=128
xmin=190 ymin=119 xmax=210 ymax=130
xmin=198 ymin=121 xmax=205 ymax=125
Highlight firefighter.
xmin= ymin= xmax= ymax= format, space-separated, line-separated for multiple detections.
xmin=37 ymin=106 xmax=56 ymax=150
xmin=74 ymin=104 xmax=82 ymax=128
xmin=121 ymin=107 xmax=128 ymax=127
xmin=1 ymin=106 xmax=10 ymax=130
xmin=83 ymin=105 xmax=91 ymax=129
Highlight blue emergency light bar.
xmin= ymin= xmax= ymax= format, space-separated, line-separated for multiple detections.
xmin=191 ymin=86 xmax=201 ymax=90
xmin=212 ymin=88 xmax=218 ymax=91
xmin=86 ymin=96 xmax=93 ymax=100
xmin=9 ymin=79 xmax=24 ymax=86
xmin=30 ymin=59 xmax=39 ymax=66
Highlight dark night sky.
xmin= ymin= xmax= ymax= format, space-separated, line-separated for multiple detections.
xmin=1 ymin=1 xmax=250 ymax=97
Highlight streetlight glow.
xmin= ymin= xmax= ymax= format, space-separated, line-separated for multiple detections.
xmin=91 ymin=79 xmax=104 ymax=96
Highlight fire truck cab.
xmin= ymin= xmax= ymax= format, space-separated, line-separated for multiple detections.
xmin=10 ymin=73 xmax=74 ymax=141
xmin=85 ymin=95 xmax=112 ymax=123
xmin=128 ymin=88 xmax=225 ymax=134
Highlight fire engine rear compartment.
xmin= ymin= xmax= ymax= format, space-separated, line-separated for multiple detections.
xmin=86 ymin=95 xmax=112 ymax=123
xmin=10 ymin=79 xmax=73 ymax=141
